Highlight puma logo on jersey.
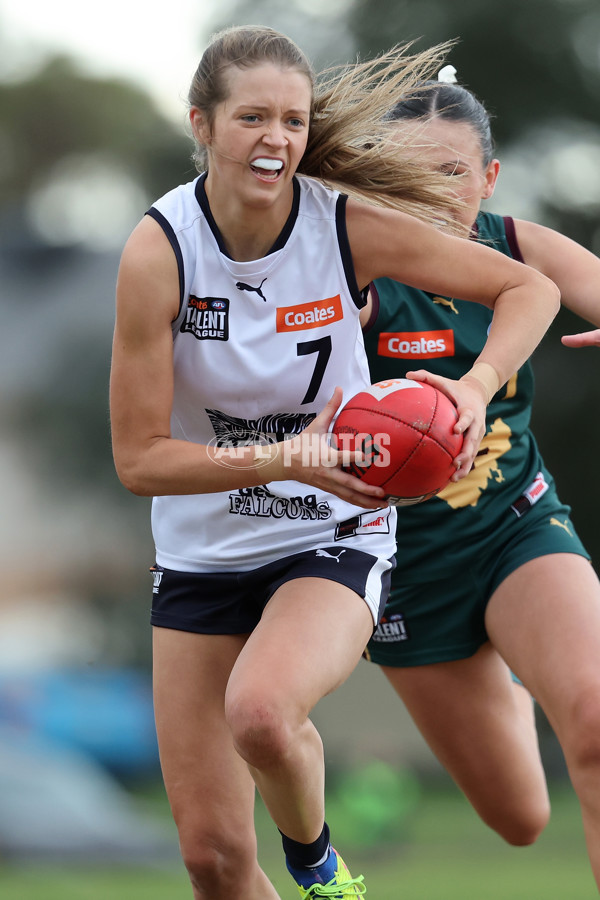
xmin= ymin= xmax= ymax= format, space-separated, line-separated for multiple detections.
xmin=376 ymin=329 xmax=455 ymax=359
xmin=315 ymin=548 xmax=346 ymax=562
xmin=550 ymin=517 xmax=573 ymax=536
xmin=432 ymin=296 xmax=459 ymax=314
xmin=236 ymin=278 xmax=267 ymax=302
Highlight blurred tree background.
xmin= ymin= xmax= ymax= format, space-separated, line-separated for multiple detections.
xmin=0 ymin=0 xmax=599 ymax=765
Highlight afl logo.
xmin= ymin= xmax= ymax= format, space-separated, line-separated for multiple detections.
xmin=211 ymin=300 xmax=227 ymax=310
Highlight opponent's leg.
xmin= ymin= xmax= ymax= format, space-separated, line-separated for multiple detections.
xmin=153 ymin=627 xmax=281 ymax=900
xmin=486 ymin=554 xmax=600 ymax=889
xmin=380 ymin=641 xmax=550 ymax=845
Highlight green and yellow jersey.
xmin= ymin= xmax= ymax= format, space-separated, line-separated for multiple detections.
xmin=363 ymin=212 xmax=552 ymax=580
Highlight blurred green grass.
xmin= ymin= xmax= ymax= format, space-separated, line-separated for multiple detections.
xmin=0 ymin=780 xmax=594 ymax=899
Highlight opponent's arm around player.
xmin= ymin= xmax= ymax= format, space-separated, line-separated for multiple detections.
xmin=110 ymin=30 xmax=558 ymax=900
xmin=362 ymin=73 xmax=600 ymax=890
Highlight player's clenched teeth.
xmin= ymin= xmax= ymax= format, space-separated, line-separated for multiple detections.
xmin=250 ymin=158 xmax=284 ymax=179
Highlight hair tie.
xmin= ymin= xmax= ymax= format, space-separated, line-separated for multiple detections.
xmin=438 ymin=65 xmax=457 ymax=84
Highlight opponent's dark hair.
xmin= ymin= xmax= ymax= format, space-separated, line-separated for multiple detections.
xmin=389 ymin=81 xmax=495 ymax=165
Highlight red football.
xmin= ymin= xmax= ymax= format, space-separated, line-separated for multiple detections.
xmin=332 ymin=378 xmax=464 ymax=505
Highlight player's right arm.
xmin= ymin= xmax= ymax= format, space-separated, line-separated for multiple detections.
xmin=109 ymin=218 xmax=385 ymax=507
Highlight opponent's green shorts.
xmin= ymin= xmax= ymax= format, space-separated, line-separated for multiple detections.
xmin=365 ymin=487 xmax=590 ymax=667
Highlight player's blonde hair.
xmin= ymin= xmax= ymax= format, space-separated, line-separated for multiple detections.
xmin=189 ymin=25 xmax=461 ymax=228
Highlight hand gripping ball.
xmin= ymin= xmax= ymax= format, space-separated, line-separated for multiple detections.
xmin=332 ymin=378 xmax=464 ymax=506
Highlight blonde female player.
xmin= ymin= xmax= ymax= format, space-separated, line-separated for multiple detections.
xmin=362 ymin=72 xmax=600 ymax=890
xmin=110 ymin=28 xmax=559 ymax=899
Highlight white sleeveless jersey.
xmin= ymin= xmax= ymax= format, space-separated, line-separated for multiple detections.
xmin=148 ymin=174 xmax=396 ymax=572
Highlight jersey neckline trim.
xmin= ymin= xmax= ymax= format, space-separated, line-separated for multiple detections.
xmin=194 ymin=172 xmax=301 ymax=259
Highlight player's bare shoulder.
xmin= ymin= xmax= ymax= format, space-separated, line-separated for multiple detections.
xmin=116 ymin=216 xmax=180 ymax=325
xmin=345 ymin=197 xmax=407 ymax=249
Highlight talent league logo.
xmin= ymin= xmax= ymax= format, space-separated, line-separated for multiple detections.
xmin=181 ymin=295 xmax=230 ymax=340
xmin=371 ymin=613 xmax=409 ymax=643
xmin=150 ymin=566 xmax=163 ymax=594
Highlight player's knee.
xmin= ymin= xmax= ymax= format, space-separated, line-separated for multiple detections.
xmin=181 ymin=829 xmax=254 ymax=895
xmin=183 ymin=843 xmax=226 ymax=890
xmin=225 ymin=691 xmax=294 ymax=768
xmin=476 ymin=788 xmax=550 ymax=847
xmin=500 ymin=826 xmax=542 ymax=848
xmin=496 ymin=802 xmax=550 ymax=846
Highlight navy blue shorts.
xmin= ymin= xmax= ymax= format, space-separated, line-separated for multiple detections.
xmin=150 ymin=547 xmax=396 ymax=634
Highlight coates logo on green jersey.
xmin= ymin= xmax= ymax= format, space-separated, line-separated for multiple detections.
xmin=377 ymin=329 xmax=454 ymax=359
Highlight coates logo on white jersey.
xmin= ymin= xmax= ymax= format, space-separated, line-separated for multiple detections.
xmin=377 ymin=330 xmax=455 ymax=359
xmin=276 ymin=295 xmax=343 ymax=332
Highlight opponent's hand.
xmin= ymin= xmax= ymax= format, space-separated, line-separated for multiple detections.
xmin=561 ymin=329 xmax=600 ymax=348
xmin=406 ymin=369 xmax=487 ymax=480
xmin=282 ymin=387 xmax=388 ymax=509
